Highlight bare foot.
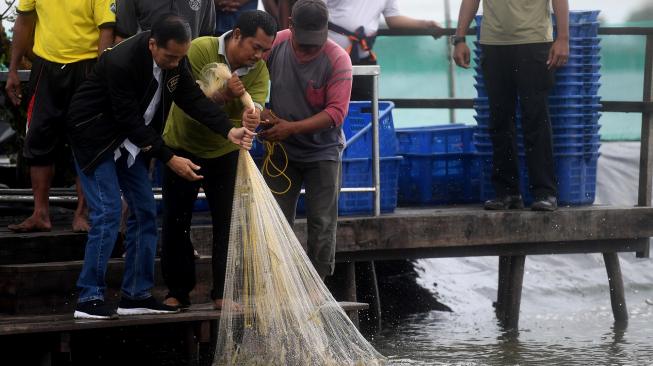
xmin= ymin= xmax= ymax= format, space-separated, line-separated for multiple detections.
xmin=213 ymin=299 xmax=243 ymax=312
xmin=8 ymin=215 xmax=52 ymax=233
xmin=72 ymin=214 xmax=90 ymax=233
xmin=163 ymin=297 xmax=190 ymax=310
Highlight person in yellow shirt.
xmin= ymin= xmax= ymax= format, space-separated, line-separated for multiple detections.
xmin=5 ymin=0 xmax=115 ymax=233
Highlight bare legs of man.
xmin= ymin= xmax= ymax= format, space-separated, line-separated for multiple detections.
xmin=8 ymin=165 xmax=90 ymax=233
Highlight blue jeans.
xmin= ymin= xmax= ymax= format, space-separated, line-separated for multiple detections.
xmin=76 ymin=152 xmax=158 ymax=303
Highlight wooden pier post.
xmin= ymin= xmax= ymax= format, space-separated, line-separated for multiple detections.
xmin=495 ymin=256 xmax=511 ymax=320
xmin=496 ymin=255 xmax=526 ymax=329
xmin=603 ymin=252 xmax=629 ymax=323
xmin=369 ymin=261 xmax=383 ymax=329
xmin=345 ymin=262 xmax=359 ymax=326
xmin=637 ymin=33 xmax=653 ymax=259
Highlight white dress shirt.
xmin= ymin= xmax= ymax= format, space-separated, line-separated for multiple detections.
xmin=115 ymin=59 xmax=163 ymax=167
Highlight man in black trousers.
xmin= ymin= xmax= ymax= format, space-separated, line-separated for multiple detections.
xmin=452 ymin=0 xmax=569 ymax=211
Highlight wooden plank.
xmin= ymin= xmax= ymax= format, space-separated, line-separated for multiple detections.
xmin=0 ymin=302 xmax=369 ymax=336
xmin=602 ymin=253 xmax=629 ymax=323
xmin=183 ymin=207 xmax=653 ymax=259
xmin=0 ymin=257 xmax=214 ymax=314
xmin=325 ymin=207 xmax=653 ymax=252
xmin=334 ymin=239 xmax=648 ymax=261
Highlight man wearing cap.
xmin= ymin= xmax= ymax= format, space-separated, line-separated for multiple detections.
xmin=260 ymin=0 xmax=352 ymax=280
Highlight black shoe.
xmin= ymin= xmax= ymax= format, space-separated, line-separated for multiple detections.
xmin=74 ymin=300 xmax=118 ymax=320
xmin=117 ymin=296 xmax=180 ymax=316
xmin=531 ymin=196 xmax=558 ymax=211
xmin=484 ymin=195 xmax=524 ymax=210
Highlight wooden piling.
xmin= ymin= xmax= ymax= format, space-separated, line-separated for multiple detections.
xmin=496 ymin=256 xmax=511 ymax=319
xmin=504 ymin=255 xmax=526 ymax=329
xmin=344 ymin=262 xmax=359 ymax=326
xmin=369 ymin=261 xmax=383 ymax=329
xmin=602 ymin=252 xmax=629 ymax=323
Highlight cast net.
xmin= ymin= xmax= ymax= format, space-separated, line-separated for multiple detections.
xmin=197 ymin=64 xmax=385 ymax=365
xmin=214 ymin=151 xmax=386 ymax=366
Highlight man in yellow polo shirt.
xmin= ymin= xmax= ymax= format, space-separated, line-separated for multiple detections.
xmin=5 ymin=0 xmax=115 ymax=232
xmin=160 ymin=10 xmax=276 ymax=310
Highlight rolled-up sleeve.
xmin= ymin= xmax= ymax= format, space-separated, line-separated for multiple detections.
xmin=324 ymin=52 xmax=352 ymax=126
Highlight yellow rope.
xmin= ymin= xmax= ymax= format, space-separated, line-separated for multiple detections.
xmin=261 ymin=139 xmax=293 ymax=195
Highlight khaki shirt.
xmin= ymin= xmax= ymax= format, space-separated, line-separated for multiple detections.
xmin=480 ymin=0 xmax=553 ymax=45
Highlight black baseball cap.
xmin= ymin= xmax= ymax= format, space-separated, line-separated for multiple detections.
xmin=291 ymin=0 xmax=329 ymax=46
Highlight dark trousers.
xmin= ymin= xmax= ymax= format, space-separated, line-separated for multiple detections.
xmin=160 ymin=149 xmax=239 ymax=304
xmin=481 ymin=43 xmax=557 ymax=198
xmin=263 ymin=151 xmax=341 ymax=278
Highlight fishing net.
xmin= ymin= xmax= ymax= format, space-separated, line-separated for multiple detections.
xmin=196 ymin=64 xmax=385 ymax=365
xmin=214 ymin=150 xmax=386 ymax=365
xmin=197 ymin=62 xmax=255 ymax=110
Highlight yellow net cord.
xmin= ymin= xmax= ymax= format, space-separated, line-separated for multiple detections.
xmin=261 ymin=140 xmax=292 ymax=195
xmin=214 ymin=149 xmax=386 ymax=365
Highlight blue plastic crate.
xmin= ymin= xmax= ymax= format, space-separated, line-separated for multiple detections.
xmin=557 ymin=63 xmax=601 ymax=74
xmin=396 ymin=124 xmax=476 ymax=155
xmin=342 ymin=101 xmax=398 ymax=159
xmin=567 ymin=54 xmax=601 ymax=65
xmin=570 ymin=37 xmax=601 ymax=47
xmin=552 ymin=82 xmax=601 ymax=96
xmin=549 ymin=95 xmax=602 ymax=106
xmin=568 ymin=10 xmax=601 ymax=23
xmin=474 ymin=112 xmax=601 ymax=126
xmin=569 ymin=45 xmax=601 ymax=56
xmin=297 ymin=156 xmax=402 ymax=216
xmin=479 ymin=151 xmax=599 ymax=205
xmin=398 ymin=153 xmax=481 ymax=205
xmin=475 ymin=84 xmax=488 ymax=98
xmin=550 ymin=113 xmax=601 ymax=126
xmin=548 ymin=103 xmax=601 ymax=115
xmin=566 ymin=22 xmax=600 ymax=38
xmin=475 ymin=132 xmax=599 ymax=147
xmin=555 ymin=73 xmax=601 ymax=83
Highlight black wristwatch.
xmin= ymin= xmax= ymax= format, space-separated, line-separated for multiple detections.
xmin=450 ymin=35 xmax=466 ymax=46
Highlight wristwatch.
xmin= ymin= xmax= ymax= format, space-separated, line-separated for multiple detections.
xmin=450 ymin=35 xmax=466 ymax=46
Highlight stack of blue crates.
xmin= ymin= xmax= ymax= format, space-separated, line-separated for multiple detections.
xmin=396 ymin=124 xmax=480 ymax=205
xmin=295 ymin=101 xmax=402 ymax=216
xmin=473 ymin=11 xmax=602 ymax=205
